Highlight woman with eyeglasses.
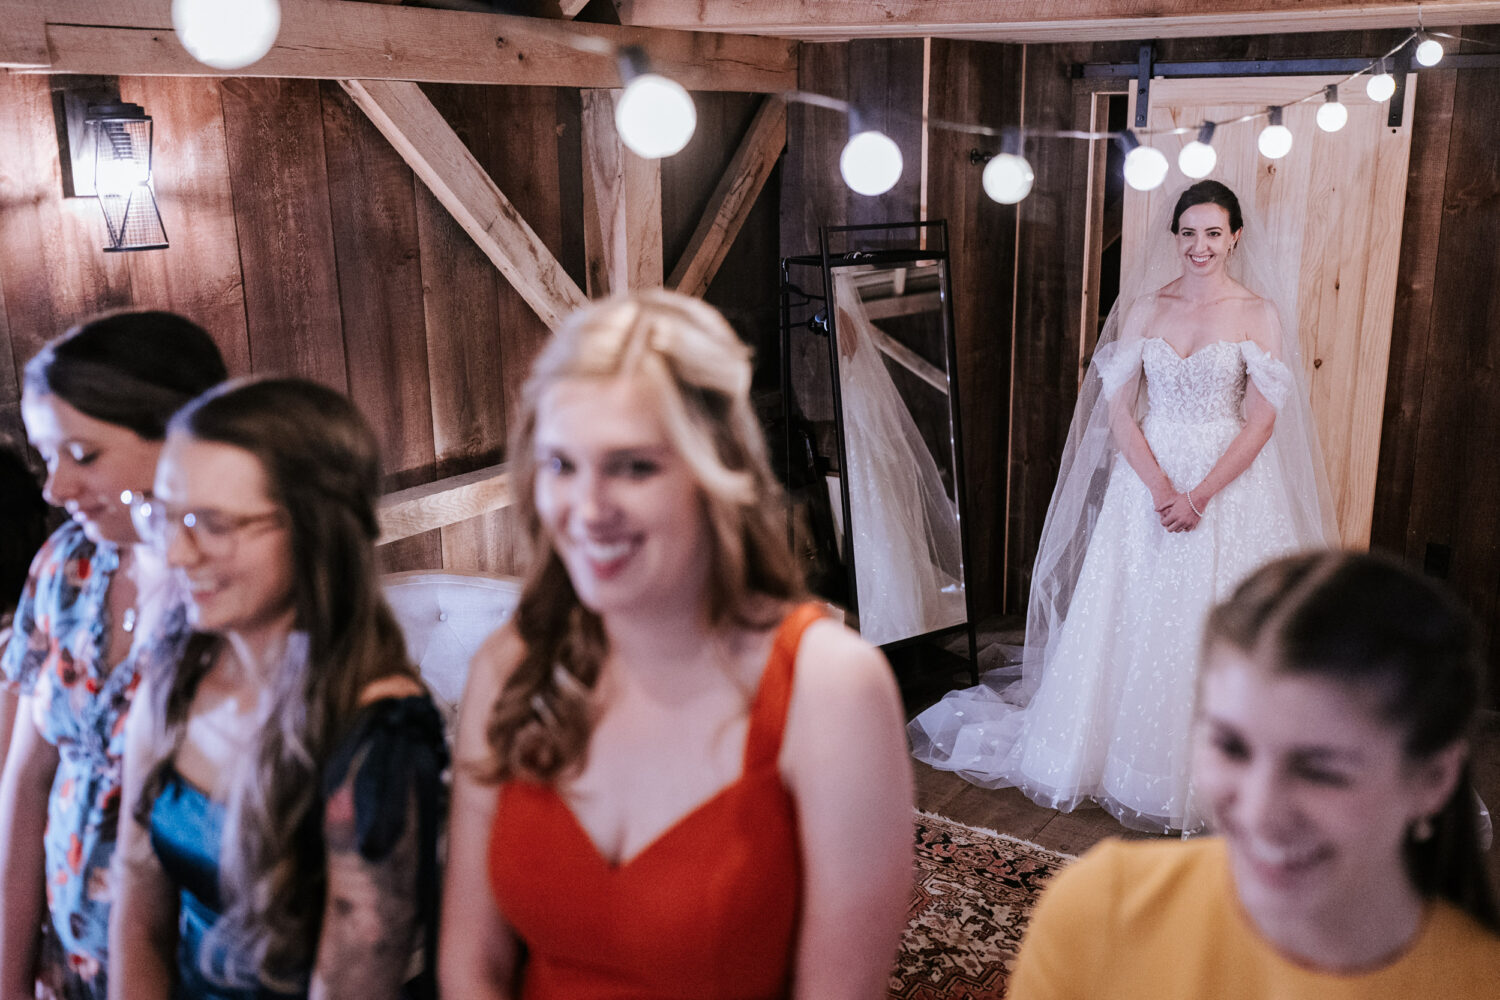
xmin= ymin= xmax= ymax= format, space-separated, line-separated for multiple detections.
xmin=110 ymin=377 xmax=445 ymax=1000
xmin=1 ymin=313 xmax=227 ymax=1000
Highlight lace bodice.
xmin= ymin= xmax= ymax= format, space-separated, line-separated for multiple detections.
xmin=1096 ymin=337 xmax=1294 ymax=425
xmin=1142 ymin=339 xmax=1246 ymax=424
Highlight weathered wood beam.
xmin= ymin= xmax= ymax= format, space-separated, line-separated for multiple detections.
xmin=667 ymin=95 xmax=786 ymax=298
xmin=0 ymin=4 xmax=48 ymax=68
xmin=580 ymin=89 xmax=664 ymax=296
xmin=868 ymin=324 xmax=948 ymax=395
xmin=378 ymin=462 xmax=513 ymax=544
xmin=864 ymin=290 xmax=942 ymax=321
xmin=13 ymin=0 xmax=796 ymax=92
xmin=342 ymin=78 xmax=588 ymax=331
xmin=616 ymin=0 xmax=1500 ymax=42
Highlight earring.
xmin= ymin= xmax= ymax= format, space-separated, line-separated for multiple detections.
xmin=1412 ymin=815 xmax=1435 ymax=842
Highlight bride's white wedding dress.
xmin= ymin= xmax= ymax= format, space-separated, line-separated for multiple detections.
xmin=909 ymin=335 xmax=1304 ymax=833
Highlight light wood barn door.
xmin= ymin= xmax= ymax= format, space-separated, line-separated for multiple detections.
xmin=1124 ymin=76 xmax=1417 ymax=547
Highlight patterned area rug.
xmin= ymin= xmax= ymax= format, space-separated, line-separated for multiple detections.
xmin=891 ymin=811 xmax=1075 ymax=999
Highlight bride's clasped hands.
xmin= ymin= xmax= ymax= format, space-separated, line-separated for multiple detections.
xmin=1154 ymin=489 xmax=1204 ymax=532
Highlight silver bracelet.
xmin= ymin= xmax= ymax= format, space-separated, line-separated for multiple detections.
xmin=1186 ymin=490 xmax=1204 ymax=517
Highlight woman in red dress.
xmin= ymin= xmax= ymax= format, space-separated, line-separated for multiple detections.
xmin=440 ymin=291 xmax=914 ymax=1000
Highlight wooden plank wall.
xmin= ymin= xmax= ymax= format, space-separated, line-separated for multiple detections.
xmin=780 ymin=39 xmax=1021 ymax=618
xmin=661 ymin=91 xmax=782 ymax=386
xmin=926 ymin=40 xmax=1024 ymax=624
xmin=780 ymin=41 xmax=919 ymax=440
xmin=1373 ymin=25 xmax=1500 ymax=689
xmin=1003 ymin=39 xmax=1113 ymax=615
xmin=0 ymin=72 xmax=775 ymax=581
xmin=780 ymin=39 xmax=925 ymax=262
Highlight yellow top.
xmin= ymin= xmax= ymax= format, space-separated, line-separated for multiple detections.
xmin=1009 ymin=836 xmax=1500 ymax=1000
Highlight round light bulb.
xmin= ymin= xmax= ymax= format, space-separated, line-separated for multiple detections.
xmin=840 ymin=130 xmax=903 ymax=197
xmin=614 ymin=74 xmax=697 ymax=159
xmin=172 ymin=0 xmax=281 ymax=71
xmin=982 ymin=152 xmax=1034 ymax=204
xmin=1415 ymin=38 xmax=1444 ymax=67
xmin=1366 ymin=71 xmax=1397 ymax=102
xmin=1177 ymin=140 xmax=1217 ymax=179
xmin=1122 ymin=144 xmax=1169 ymax=192
xmin=1257 ymin=123 xmax=1293 ymax=160
xmin=1316 ymin=100 xmax=1349 ymax=133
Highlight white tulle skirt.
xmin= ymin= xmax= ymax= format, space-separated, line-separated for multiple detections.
xmin=909 ymin=413 xmax=1302 ymax=833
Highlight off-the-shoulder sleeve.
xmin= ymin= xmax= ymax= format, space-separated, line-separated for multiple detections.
xmin=1093 ymin=339 xmax=1146 ymax=401
xmin=1239 ymin=341 xmax=1294 ymax=410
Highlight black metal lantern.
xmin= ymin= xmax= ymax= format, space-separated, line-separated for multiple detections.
xmin=83 ymin=103 xmax=168 ymax=252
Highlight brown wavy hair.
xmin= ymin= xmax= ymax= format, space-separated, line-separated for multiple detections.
xmin=1202 ymin=549 xmax=1498 ymax=933
xmin=134 ymin=377 xmax=418 ymax=990
xmin=485 ymin=291 xmax=803 ymax=784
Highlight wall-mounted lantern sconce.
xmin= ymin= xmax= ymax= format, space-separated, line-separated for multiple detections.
xmin=85 ymin=103 xmax=168 ymax=252
xmin=52 ymin=77 xmax=169 ymax=252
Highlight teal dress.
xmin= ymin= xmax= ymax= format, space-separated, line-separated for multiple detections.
xmin=147 ymin=695 xmax=447 ymax=1000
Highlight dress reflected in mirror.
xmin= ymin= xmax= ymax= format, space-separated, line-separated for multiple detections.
xmin=831 ymin=274 xmax=966 ymax=647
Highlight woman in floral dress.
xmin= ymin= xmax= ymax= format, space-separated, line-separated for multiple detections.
xmin=0 ymin=313 xmax=225 ymax=1000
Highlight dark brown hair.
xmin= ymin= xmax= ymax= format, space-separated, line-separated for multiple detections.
xmin=1171 ymin=180 xmax=1244 ymax=234
xmin=1203 ymin=550 xmax=1497 ymax=932
xmin=24 ymin=310 xmax=227 ymax=439
xmin=136 ymin=377 xmax=417 ymax=989
xmin=486 ymin=291 xmax=804 ymax=784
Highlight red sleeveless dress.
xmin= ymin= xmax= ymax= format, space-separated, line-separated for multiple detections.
xmin=487 ymin=604 xmax=824 ymax=1000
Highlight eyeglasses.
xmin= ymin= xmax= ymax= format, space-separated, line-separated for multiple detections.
xmin=126 ymin=490 xmax=284 ymax=558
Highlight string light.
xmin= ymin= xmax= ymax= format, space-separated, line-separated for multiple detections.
xmin=1120 ymin=131 xmax=1168 ymax=191
xmin=172 ymin=0 xmax=281 ymax=70
xmin=840 ymin=129 xmax=904 ymax=196
xmin=981 ymin=128 xmax=1034 ymax=204
xmin=1316 ymin=84 xmax=1349 ymax=133
xmin=1257 ymin=106 xmax=1293 ymax=159
xmin=614 ymin=47 xmax=697 ymax=158
xmin=1367 ymin=59 xmax=1397 ymax=102
xmin=1177 ymin=122 xmax=1217 ymax=179
xmin=175 ymin=16 xmax=1440 ymax=198
xmin=1415 ymin=33 xmax=1445 ymax=67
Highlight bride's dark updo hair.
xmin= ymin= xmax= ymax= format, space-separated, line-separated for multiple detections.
xmin=1170 ymin=180 xmax=1243 ymax=234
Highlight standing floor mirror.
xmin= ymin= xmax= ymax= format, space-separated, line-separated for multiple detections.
xmin=780 ymin=221 xmax=977 ymax=677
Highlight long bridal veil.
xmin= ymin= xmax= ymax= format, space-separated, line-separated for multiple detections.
xmin=909 ymin=181 xmax=1336 ymax=809
xmin=831 ymin=275 xmax=966 ymax=646
xmin=1015 ymin=190 xmax=1337 ymax=706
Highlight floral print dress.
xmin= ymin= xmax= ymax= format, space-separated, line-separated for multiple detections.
xmin=2 ymin=521 xmax=182 ymax=1000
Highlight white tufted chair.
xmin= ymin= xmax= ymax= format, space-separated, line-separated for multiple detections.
xmin=381 ymin=570 xmax=524 ymax=734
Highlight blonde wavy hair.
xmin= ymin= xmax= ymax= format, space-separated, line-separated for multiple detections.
xmin=486 ymin=291 xmax=803 ymax=783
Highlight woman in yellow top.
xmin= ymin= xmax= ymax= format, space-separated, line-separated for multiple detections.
xmin=1009 ymin=550 xmax=1499 ymax=999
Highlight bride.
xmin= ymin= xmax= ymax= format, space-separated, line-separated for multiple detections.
xmin=909 ymin=180 xmax=1335 ymax=833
